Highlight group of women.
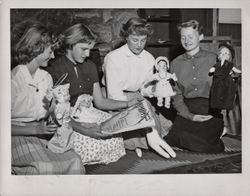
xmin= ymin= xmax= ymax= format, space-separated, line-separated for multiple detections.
xmin=11 ymin=17 xmax=226 ymax=175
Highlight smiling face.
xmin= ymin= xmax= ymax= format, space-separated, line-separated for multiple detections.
xmin=180 ymin=26 xmax=203 ymax=55
xmin=68 ymin=42 xmax=95 ymax=64
xmin=126 ymin=34 xmax=147 ymax=55
xmin=35 ymin=46 xmax=55 ymax=67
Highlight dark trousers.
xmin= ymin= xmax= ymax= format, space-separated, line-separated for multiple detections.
xmin=164 ymin=98 xmax=225 ymax=153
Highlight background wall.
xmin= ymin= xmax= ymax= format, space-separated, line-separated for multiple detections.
xmin=11 ymin=8 xmax=139 ymax=68
xmin=11 ymin=9 xmax=241 ymax=66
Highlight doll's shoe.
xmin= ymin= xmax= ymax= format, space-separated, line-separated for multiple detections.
xmin=164 ymin=104 xmax=170 ymax=109
xmin=157 ymin=103 xmax=163 ymax=107
xmin=135 ymin=148 xmax=142 ymax=157
xmin=220 ymin=126 xmax=228 ymax=138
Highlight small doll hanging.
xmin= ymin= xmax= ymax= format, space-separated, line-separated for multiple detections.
xmin=209 ymin=43 xmax=241 ymax=110
xmin=47 ymin=83 xmax=75 ymax=153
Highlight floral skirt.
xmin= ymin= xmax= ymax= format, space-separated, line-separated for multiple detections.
xmin=72 ymin=106 xmax=126 ymax=165
xmin=73 ymin=132 xmax=126 ymax=165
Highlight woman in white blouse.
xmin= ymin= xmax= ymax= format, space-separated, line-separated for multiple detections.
xmin=103 ymin=17 xmax=176 ymax=159
xmin=11 ymin=22 xmax=85 ymax=175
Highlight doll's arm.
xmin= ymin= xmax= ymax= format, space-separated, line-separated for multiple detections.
xmin=169 ymin=73 xmax=178 ymax=81
xmin=232 ymin=67 xmax=241 ymax=74
xmin=54 ymin=104 xmax=66 ymax=126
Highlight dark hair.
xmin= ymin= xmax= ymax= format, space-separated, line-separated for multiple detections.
xmin=120 ymin=17 xmax=154 ymax=39
xmin=177 ymin=20 xmax=203 ymax=35
xmin=58 ymin=23 xmax=97 ymax=53
xmin=219 ymin=42 xmax=235 ymax=59
xmin=15 ymin=23 xmax=54 ymax=64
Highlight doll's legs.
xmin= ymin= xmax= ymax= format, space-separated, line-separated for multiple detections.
xmin=157 ymin=97 xmax=163 ymax=107
xmin=164 ymin=97 xmax=171 ymax=108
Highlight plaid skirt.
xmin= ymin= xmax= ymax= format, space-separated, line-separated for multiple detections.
xmin=12 ymin=136 xmax=85 ymax=175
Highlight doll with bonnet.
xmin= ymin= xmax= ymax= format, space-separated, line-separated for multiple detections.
xmin=209 ymin=43 xmax=241 ymax=110
xmin=152 ymin=56 xmax=177 ymax=108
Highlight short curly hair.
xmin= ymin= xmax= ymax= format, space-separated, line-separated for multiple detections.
xmin=14 ymin=23 xmax=54 ymax=65
xmin=120 ymin=17 xmax=154 ymax=39
xmin=177 ymin=20 xmax=204 ymax=35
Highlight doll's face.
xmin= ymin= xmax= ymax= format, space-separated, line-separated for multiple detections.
xmin=78 ymin=94 xmax=93 ymax=108
xmin=218 ymin=47 xmax=232 ymax=62
xmin=53 ymin=83 xmax=70 ymax=103
xmin=158 ymin=60 xmax=167 ymax=71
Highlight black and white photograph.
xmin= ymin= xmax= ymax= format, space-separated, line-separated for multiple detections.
xmin=1 ymin=0 xmax=250 ymax=195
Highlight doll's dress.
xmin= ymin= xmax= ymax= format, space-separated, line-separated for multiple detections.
xmin=210 ymin=61 xmax=237 ymax=110
xmin=71 ymin=96 xmax=126 ymax=165
xmin=154 ymin=73 xmax=176 ymax=98
xmin=48 ymin=102 xmax=75 ymax=153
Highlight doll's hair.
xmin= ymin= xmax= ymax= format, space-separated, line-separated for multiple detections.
xmin=120 ymin=17 xmax=154 ymax=39
xmin=14 ymin=22 xmax=55 ymax=65
xmin=177 ymin=20 xmax=204 ymax=35
xmin=155 ymin=56 xmax=169 ymax=71
xmin=58 ymin=23 xmax=97 ymax=53
xmin=219 ymin=42 xmax=235 ymax=59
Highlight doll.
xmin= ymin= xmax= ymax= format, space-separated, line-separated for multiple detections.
xmin=141 ymin=56 xmax=177 ymax=108
xmin=209 ymin=43 xmax=241 ymax=110
xmin=71 ymin=94 xmax=112 ymax=124
xmin=71 ymin=94 xmax=126 ymax=165
xmin=47 ymin=83 xmax=75 ymax=153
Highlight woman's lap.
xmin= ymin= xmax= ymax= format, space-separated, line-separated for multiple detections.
xmin=12 ymin=136 xmax=85 ymax=175
xmin=165 ymin=98 xmax=225 ymax=153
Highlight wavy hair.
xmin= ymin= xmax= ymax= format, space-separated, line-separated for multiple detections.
xmin=120 ymin=17 xmax=154 ymax=39
xmin=14 ymin=23 xmax=54 ymax=65
xmin=177 ymin=20 xmax=204 ymax=35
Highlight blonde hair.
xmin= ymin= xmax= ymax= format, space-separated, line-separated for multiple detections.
xmin=15 ymin=23 xmax=53 ymax=64
xmin=58 ymin=23 xmax=97 ymax=53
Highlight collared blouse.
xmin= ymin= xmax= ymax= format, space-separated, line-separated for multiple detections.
xmin=11 ymin=65 xmax=53 ymax=122
xmin=170 ymin=49 xmax=217 ymax=120
xmin=46 ymin=55 xmax=99 ymax=106
xmin=103 ymin=44 xmax=155 ymax=101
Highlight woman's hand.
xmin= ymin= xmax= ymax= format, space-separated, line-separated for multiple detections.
xmin=192 ymin=114 xmax=213 ymax=122
xmin=127 ymin=96 xmax=144 ymax=108
xmin=80 ymin=122 xmax=112 ymax=139
xmin=146 ymin=128 xmax=176 ymax=159
xmin=11 ymin=120 xmax=58 ymax=136
xmin=70 ymin=119 xmax=112 ymax=139
xmin=37 ymin=121 xmax=58 ymax=135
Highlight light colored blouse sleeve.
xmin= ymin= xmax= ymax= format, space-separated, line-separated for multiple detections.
xmin=103 ymin=55 xmax=127 ymax=101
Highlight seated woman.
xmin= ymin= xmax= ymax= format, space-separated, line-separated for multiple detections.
xmin=45 ymin=23 xmax=139 ymax=165
xmin=164 ymin=20 xmax=225 ymax=153
xmin=11 ymin=22 xmax=85 ymax=175
xmin=102 ymin=17 xmax=176 ymax=158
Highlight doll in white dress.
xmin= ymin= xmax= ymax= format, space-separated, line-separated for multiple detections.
xmin=141 ymin=56 xmax=177 ymax=108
